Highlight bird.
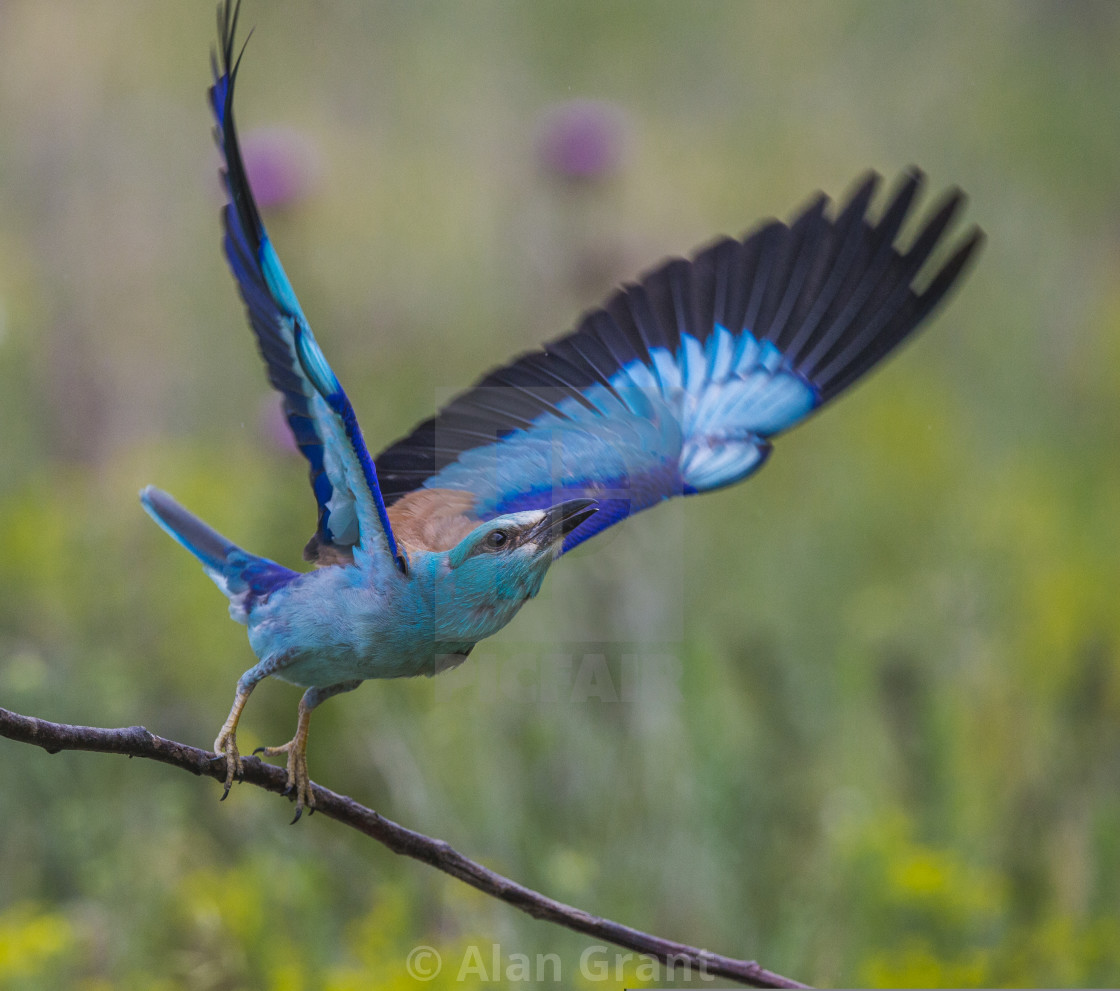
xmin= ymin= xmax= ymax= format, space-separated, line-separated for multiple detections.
xmin=141 ymin=1 xmax=983 ymax=821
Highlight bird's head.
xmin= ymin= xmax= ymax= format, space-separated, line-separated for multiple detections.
xmin=447 ymin=497 xmax=598 ymax=588
xmin=431 ymin=498 xmax=598 ymax=642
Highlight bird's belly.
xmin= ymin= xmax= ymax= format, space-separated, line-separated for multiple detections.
xmin=271 ymin=643 xmax=465 ymax=686
xmin=252 ymin=621 xmax=474 ymax=685
xmin=246 ymin=574 xmax=474 ymax=686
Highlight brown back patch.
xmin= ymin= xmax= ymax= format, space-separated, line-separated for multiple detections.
xmin=387 ymin=488 xmax=480 ymax=552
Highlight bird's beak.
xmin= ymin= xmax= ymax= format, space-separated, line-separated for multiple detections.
xmin=528 ymin=498 xmax=598 ymax=549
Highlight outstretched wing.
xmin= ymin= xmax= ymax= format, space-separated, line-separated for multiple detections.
xmin=375 ymin=169 xmax=983 ymax=553
xmin=211 ymin=1 xmax=403 ymax=571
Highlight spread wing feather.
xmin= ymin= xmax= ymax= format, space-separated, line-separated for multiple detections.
xmin=375 ymin=169 xmax=983 ymax=553
xmin=212 ymin=2 xmax=403 ymax=570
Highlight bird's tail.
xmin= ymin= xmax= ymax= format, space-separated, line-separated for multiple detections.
xmin=140 ymin=486 xmax=297 ymax=621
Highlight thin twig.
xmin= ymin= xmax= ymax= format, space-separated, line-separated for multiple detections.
xmin=1 ymin=704 xmax=808 ymax=988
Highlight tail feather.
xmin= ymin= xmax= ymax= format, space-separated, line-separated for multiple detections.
xmin=140 ymin=486 xmax=297 ymax=617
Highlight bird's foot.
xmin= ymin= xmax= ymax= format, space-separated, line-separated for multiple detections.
xmin=212 ymin=727 xmax=243 ymax=801
xmin=254 ymin=738 xmax=314 ymax=822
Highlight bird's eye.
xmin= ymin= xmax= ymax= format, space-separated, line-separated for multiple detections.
xmin=486 ymin=529 xmax=509 ymax=550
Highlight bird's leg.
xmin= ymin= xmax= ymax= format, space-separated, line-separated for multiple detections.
xmin=254 ymin=700 xmax=312 ymax=821
xmin=255 ymin=680 xmax=361 ymax=823
xmin=213 ymin=675 xmax=258 ymax=800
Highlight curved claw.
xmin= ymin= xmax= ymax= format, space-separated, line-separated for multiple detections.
xmin=213 ymin=730 xmax=243 ymax=801
xmin=211 ymin=682 xmax=254 ymax=804
xmin=289 ymin=803 xmax=315 ymax=824
xmin=256 ymin=737 xmax=315 ymax=821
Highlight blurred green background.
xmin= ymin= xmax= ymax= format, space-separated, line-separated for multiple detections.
xmin=2 ymin=2 xmax=1119 ymax=988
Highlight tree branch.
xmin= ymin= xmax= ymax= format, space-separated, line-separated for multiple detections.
xmin=1 ymin=705 xmax=808 ymax=989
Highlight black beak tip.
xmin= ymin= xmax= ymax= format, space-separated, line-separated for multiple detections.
xmin=556 ymin=498 xmax=598 ymax=537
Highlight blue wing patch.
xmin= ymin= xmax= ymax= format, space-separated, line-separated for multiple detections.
xmin=376 ymin=170 xmax=983 ymax=553
xmin=212 ymin=2 xmax=402 ymax=570
xmin=424 ymin=326 xmax=815 ymax=551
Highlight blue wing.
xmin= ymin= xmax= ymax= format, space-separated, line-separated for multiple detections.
xmin=211 ymin=1 xmax=403 ymax=571
xmin=375 ymin=170 xmax=983 ymax=553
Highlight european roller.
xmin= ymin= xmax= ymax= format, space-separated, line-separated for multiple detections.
xmin=141 ymin=2 xmax=983 ymax=819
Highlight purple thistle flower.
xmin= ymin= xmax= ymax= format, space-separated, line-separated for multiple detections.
xmin=238 ymin=126 xmax=322 ymax=209
xmin=536 ymin=100 xmax=629 ymax=182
